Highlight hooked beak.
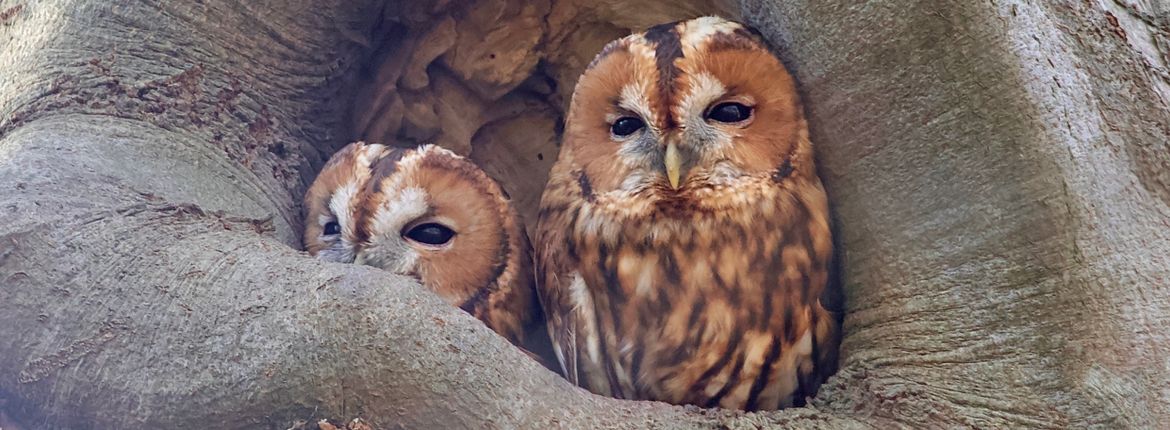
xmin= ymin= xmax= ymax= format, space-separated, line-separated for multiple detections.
xmin=664 ymin=141 xmax=684 ymax=190
xmin=353 ymin=251 xmax=366 ymax=266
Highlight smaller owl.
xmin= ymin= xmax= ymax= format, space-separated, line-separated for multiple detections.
xmin=304 ymin=143 xmax=548 ymax=357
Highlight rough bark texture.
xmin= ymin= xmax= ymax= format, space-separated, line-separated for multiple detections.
xmin=742 ymin=1 xmax=1170 ymax=427
xmin=0 ymin=0 xmax=1167 ymax=429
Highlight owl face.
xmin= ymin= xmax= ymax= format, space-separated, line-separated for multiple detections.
xmin=307 ymin=143 xmax=546 ymax=352
xmin=354 ymin=145 xmax=515 ymax=306
xmin=564 ymin=16 xmax=807 ymax=199
xmin=303 ymin=141 xmax=389 ymax=263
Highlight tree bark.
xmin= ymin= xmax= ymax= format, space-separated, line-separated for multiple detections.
xmin=0 ymin=0 xmax=1167 ymax=428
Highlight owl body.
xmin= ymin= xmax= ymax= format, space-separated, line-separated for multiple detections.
xmin=305 ymin=143 xmax=544 ymax=350
xmin=536 ymin=17 xmax=838 ymax=410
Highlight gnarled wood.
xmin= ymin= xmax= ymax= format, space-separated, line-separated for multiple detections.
xmin=0 ymin=0 xmax=1167 ymax=428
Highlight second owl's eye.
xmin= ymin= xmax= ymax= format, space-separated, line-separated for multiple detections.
xmin=323 ymin=221 xmax=341 ymax=236
xmin=404 ymin=223 xmax=456 ymax=246
xmin=611 ymin=117 xmax=645 ymax=137
xmin=706 ymin=102 xmax=753 ymax=123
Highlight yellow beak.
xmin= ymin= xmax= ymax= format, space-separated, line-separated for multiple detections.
xmin=665 ymin=142 xmax=683 ymax=190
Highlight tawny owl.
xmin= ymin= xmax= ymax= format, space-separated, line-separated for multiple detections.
xmin=304 ymin=142 xmax=546 ymax=352
xmin=535 ymin=16 xmax=839 ymax=410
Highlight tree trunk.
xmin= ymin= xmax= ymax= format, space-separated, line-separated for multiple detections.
xmin=1 ymin=0 xmax=1167 ymax=428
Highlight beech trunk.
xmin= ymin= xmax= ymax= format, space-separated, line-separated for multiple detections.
xmin=0 ymin=0 xmax=1167 ymax=428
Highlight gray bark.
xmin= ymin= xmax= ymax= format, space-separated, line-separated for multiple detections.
xmin=0 ymin=0 xmax=1167 ymax=428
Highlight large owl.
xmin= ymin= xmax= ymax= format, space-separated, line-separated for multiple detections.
xmin=305 ymin=143 xmax=546 ymax=353
xmin=535 ymin=16 xmax=839 ymax=410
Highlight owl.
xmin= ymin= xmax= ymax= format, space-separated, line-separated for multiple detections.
xmin=535 ymin=16 xmax=839 ymax=410
xmin=304 ymin=142 xmax=546 ymax=353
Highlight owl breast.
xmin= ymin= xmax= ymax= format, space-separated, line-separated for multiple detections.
xmin=568 ymin=178 xmax=833 ymax=410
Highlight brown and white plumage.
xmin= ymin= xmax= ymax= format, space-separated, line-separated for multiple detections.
xmin=304 ymin=143 xmax=544 ymax=350
xmin=304 ymin=141 xmax=389 ymax=263
xmin=535 ymin=16 xmax=839 ymax=410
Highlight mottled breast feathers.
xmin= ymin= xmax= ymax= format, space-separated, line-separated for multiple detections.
xmin=535 ymin=16 xmax=840 ymax=410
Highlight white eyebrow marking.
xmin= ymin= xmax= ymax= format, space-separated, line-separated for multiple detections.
xmin=677 ymin=71 xmax=726 ymax=121
xmin=370 ymin=186 xmax=429 ymax=240
xmin=619 ymin=80 xmax=656 ymax=129
xmin=329 ymin=181 xmax=360 ymax=235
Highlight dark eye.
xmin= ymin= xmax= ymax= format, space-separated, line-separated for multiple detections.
xmin=403 ymin=223 xmax=456 ymax=246
xmin=323 ymin=221 xmax=341 ymax=236
xmin=611 ymin=117 xmax=645 ymax=137
xmin=706 ymin=102 xmax=752 ymax=123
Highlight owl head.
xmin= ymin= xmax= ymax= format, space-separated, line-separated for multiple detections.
xmin=303 ymin=141 xmax=389 ymax=263
xmin=350 ymin=145 xmax=528 ymax=307
xmin=561 ymin=16 xmax=811 ymax=201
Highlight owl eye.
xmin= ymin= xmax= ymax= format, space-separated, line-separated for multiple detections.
xmin=706 ymin=102 xmax=753 ymax=123
xmin=611 ymin=117 xmax=645 ymax=137
xmin=404 ymin=222 xmax=456 ymax=246
xmin=323 ymin=221 xmax=341 ymax=236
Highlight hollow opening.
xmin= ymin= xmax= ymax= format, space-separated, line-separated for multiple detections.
xmin=341 ymin=0 xmax=737 ymax=233
xmin=305 ymin=0 xmax=848 ymax=414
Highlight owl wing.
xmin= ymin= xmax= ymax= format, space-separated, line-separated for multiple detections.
xmin=533 ymin=208 xmax=582 ymax=385
xmin=535 ymin=161 xmax=609 ymax=388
